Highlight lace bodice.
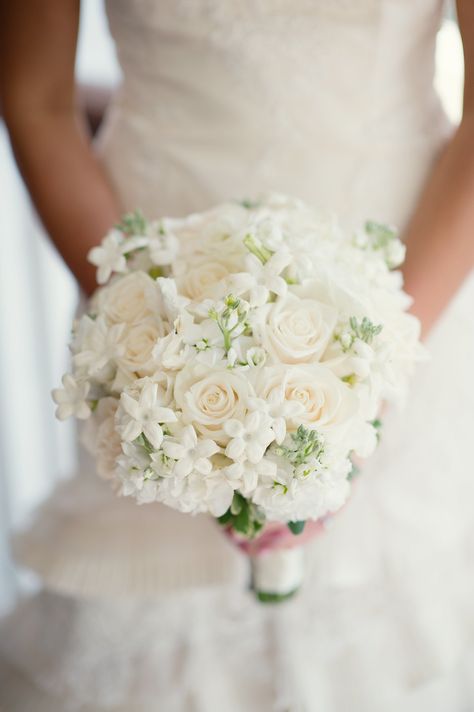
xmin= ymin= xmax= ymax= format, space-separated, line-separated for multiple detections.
xmin=100 ymin=0 xmax=450 ymax=228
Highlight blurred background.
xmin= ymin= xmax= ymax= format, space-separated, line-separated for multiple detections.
xmin=0 ymin=1 xmax=465 ymax=612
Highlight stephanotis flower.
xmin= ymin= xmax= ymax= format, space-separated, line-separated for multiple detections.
xmin=162 ymin=425 xmax=220 ymax=477
xmin=73 ymin=315 xmax=125 ymax=378
xmin=244 ymin=250 xmax=292 ymax=307
xmin=52 ymin=374 xmax=91 ymax=420
xmin=224 ymin=411 xmax=275 ymax=464
xmin=119 ymin=381 xmax=177 ymax=449
xmin=88 ymin=229 xmax=148 ymax=284
xmin=247 ymin=394 xmax=304 ymax=445
xmin=221 ymin=458 xmax=278 ymax=497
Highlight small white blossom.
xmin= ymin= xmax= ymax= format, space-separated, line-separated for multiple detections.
xmin=52 ymin=374 xmax=91 ymax=420
xmin=247 ymin=393 xmax=304 ymax=445
xmin=222 ymin=458 xmax=277 ymax=497
xmin=119 ymin=380 xmax=177 ymax=449
xmin=162 ymin=425 xmax=220 ymax=477
xmin=224 ymin=411 xmax=275 ymax=464
xmin=88 ymin=229 xmax=148 ymax=284
xmin=244 ymin=251 xmax=292 ymax=306
xmin=73 ymin=316 xmax=125 ymax=378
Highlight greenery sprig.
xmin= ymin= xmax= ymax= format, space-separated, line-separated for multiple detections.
xmin=364 ymin=221 xmax=398 ymax=250
xmin=349 ymin=316 xmax=383 ymax=344
xmin=273 ymin=425 xmax=325 ymax=469
xmin=243 ymin=233 xmax=273 ymax=264
xmin=217 ymin=492 xmax=266 ymax=538
xmin=209 ymin=294 xmax=250 ymax=354
xmin=116 ymin=210 xmax=148 ymax=236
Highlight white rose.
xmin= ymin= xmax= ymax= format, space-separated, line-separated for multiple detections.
xmin=117 ymin=317 xmax=168 ymax=376
xmin=257 ymin=364 xmax=358 ymax=436
xmin=173 ymin=258 xmax=238 ymax=301
xmin=99 ymin=272 xmax=159 ymax=325
xmin=251 ymin=293 xmax=337 ymax=364
xmin=174 ymin=364 xmax=252 ymax=444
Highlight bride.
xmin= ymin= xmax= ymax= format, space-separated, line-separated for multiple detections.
xmin=1 ymin=1 xmax=474 ymax=710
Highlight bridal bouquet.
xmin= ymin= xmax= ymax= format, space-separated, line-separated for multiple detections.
xmin=53 ymin=194 xmax=423 ymax=601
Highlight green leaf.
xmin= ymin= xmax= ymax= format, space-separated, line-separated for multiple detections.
xmin=116 ymin=209 xmax=147 ymax=236
xmin=233 ymin=503 xmax=250 ymax=535
xmin=243 ymin=233 xmax=273 ymax=264
xmin=217 ymin=509 xmax=233 ymax=525
xmin=288 ymin=520 xmax=306 ymax=535
xmin=135 ymin=433 xmax=155 ymax=454
xmin=230 ymin=492 xmax=245 ymax=516
xmin=347 ymin=462 xmax=360 ymax=480
xmin=342 ymin=373 xmax=357 ymax=386
xmin=148 ymin=266 xmax=163 ymax=280
xmin=239 ymin=199 xmax=260 ymax=210
xmin=255 ymin=589 xmax=299 ymax=604
xmin=216 ymin=495 xmax=266 ymax=539
xmin=364 ymin=220 xmax=397 ymax=246
xmin=370 ymin=417 xmax=383 ymax=443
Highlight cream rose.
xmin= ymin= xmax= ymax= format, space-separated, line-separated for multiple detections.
xmin=100 ymin=272 xmax=159 ymax=325
xmin=117 ymin=317 xmax=168 ymax=376
xmin=252 ymin=293 xmax=337 ymax=364
xmin=257 ymin=364 xmax=357 ymax=435
xmin=174 ymin=258 xmax=238 ymax=301
xmin=174 ymin=364 xmax=252 ymax=444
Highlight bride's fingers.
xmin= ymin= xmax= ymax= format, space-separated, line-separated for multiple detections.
xmin=223 ymin=518 xmax=327 ymax=556
xmin=252 ymin=519 xmax=326 ymax=554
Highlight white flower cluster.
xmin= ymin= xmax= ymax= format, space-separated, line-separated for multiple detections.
xmin=53 ymin=194 xmax=423 ymax=526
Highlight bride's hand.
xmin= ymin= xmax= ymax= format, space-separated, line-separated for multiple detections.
xmin=224 ymin=518 xmax=327 ymax=557
xmin=222 ymin=455 xmax=364 ymax=556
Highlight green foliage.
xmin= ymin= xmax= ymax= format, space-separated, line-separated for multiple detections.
xmin=239 ymin=199 xmax=261 ymax=210
xmin=255 ymin=589 xmax=299 ymax=603
xmin=364 ymin=220 xmax=397 ymax=249
xmin=134 ymin=433 xmax=155 ymax=454
xmin=370 ymin=417 xmax=383 ymax=443
xmin=208 ymin=294 xmax=250 ymax=354
xmin=243 ymin=233 xmax=273 ymax=264
xmin=148 ymin=266 xmax=164 ymax=280
xmin=274 ymin=425 xmax=324 ymax=468
xmin=347 ymin=462 xmax=360 ymax=481
xmin=341 ymin=373 xmax=357 ymax=386
xmin=217 ymin=492 xmax=266 ymax=538
xmin=288 ymin=520 xmax=306 ymax=535
xmin=349 ymin=316 xmax=383 ymax=345
xmin=116 ymin=210 xmax=148 ymax=236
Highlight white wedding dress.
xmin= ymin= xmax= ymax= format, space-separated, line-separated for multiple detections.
xmin=2 ymin=1 xmax=474 ymax=710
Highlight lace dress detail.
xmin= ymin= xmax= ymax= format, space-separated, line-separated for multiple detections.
xmin=3 ymin=0 xmax=474 ymax=710
xmin=99 ymin=0 xmax=449 ymax=224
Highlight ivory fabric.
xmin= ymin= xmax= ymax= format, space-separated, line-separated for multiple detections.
xmin=2 ymin=1 xmax=474 ymax=709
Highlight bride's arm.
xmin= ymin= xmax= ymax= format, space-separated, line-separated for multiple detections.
xmin=402 ymin=0 xmax=474 ymax=337
xmin=0 ymin=0 xmax=121 ymax=295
